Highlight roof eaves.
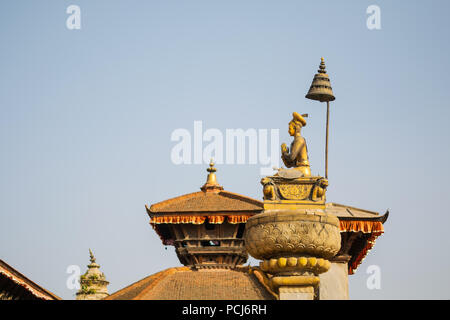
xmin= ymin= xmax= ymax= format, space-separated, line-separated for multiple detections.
xmin=0 ymin=260 xmax=61 ymax=300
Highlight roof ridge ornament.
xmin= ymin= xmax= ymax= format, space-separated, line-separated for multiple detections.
xmin=89 ymin=248 xmax=96 ymax=264
xmin=200 ymin=159 xmax=224 ymax=192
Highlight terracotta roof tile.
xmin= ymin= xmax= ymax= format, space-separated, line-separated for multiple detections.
xmin=105 ymin=267 xmax=189 ymax=300
xmin=106 ymin=267 xmax=274 ymax=300
xmin=148 ymin=191 xmax=263 ymax=214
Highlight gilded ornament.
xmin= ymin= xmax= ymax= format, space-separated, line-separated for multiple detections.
xmin=281 ymin=112 xmax=311 ymax=177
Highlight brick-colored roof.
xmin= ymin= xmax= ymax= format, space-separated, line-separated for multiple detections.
xmin=105 ymin=267 xmax=275 ymax=300
xmin=148 ymin=190 xmax=263 ymax=214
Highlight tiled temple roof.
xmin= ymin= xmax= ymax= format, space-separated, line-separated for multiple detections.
xmin=326 ymin=203 xmax=389 ymax=275
xmin=105 ymin=267 xmax=275 ymax=300
xmin=147 ymin=190 xmax=263 ymax=214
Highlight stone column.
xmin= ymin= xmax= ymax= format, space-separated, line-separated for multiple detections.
xmin=318 ymin=255 xmax=351 ymax=300
xmin=244 ymin=209 xmax=341 ymax=300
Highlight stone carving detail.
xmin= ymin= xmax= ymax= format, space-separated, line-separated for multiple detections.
xmin=76 ymin=249 xmax=109 ymax=300
xmin=260 ymin=256 xmax=331 ymax=275
xmin=244 ymin=210 xmax=341 ymax=261
xmin=312 ymin=178 xmax=328 ymax=201
xmin=278 ymin=184 xmax=311 ymax=200
xmin=244 ymin=111 xmax=342 ymax=300
xmin=261 ymin=176 xmax=328 ymax=202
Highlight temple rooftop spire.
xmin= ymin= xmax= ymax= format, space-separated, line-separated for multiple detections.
xmin=200 ymin=159 xmax=224 ymax=192
xmin=147 ymin=162 xmax=263 ymax=269
xmin=89 ymin=248 xmax=97 ymax=264
xmin=76 ymin=249 xmax=109 ymax=300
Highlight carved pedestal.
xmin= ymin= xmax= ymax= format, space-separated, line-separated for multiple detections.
xmin=261 ymin=175 xmax=328 ymax=209
xmin=244 ymin=174 xmax=341 ymax=300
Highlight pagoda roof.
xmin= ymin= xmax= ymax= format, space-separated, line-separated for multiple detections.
xmin=104 ymin=266 xmax=275 ymax=300
xmin=0 ymin=259 xmax=60 ymax=300
xmin=325 ymin=203 xmax=389 ymax=275
xmin=326 ymin=202 xmax=389 ymax=222
xmin=147 ymin=190 xmax=263 ymax=215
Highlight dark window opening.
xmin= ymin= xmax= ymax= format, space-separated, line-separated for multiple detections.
xmin=236 ymin=224 xmax=245 ymax=238
xmin=201 ymin=240 xmax=220 ymax=247
xmin=205 ymin=222 xmax=215 ymax=230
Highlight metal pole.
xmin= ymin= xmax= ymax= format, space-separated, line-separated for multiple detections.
xmin=325 ymin=101 xmax=330 ymax=179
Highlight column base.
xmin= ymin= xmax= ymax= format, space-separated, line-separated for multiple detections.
xmin=279 ymin=286 xmax=315 ymax=300
xmin=270 ymin=275 xmax=319 ymax=300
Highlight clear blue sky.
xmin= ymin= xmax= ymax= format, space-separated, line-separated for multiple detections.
xmin=1 ymin=0 xmax=449 ymax=299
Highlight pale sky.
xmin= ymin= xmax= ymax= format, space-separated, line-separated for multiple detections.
xmin=1 ymin=0 xmax=449 ymax=299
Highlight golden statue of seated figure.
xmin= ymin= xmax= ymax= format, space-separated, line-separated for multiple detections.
xmin=281 ymin=112 xmax=311 ymax=177
xmin=261 ymin=112 xmax=327 ymax=204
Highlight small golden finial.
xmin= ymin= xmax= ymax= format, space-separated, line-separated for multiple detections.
xmin=201 ymin=159 xmax=223 ymax=192
xmin=318 ymin=57 xmax=327 ymax=73
xmin=207 ymin=159 xmax=216 ymax=174
xmin=206 ymin=159 xmax=218 ymax=185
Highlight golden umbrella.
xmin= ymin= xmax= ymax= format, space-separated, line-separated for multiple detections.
xmin=305 ymin=57 xmax=335 ymax=179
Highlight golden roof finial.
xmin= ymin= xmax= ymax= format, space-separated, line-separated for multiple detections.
xmin=201 ymin=159 xmax=223 ymax=192
xmin=206 ymin=159 xmax=218 ymax=185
